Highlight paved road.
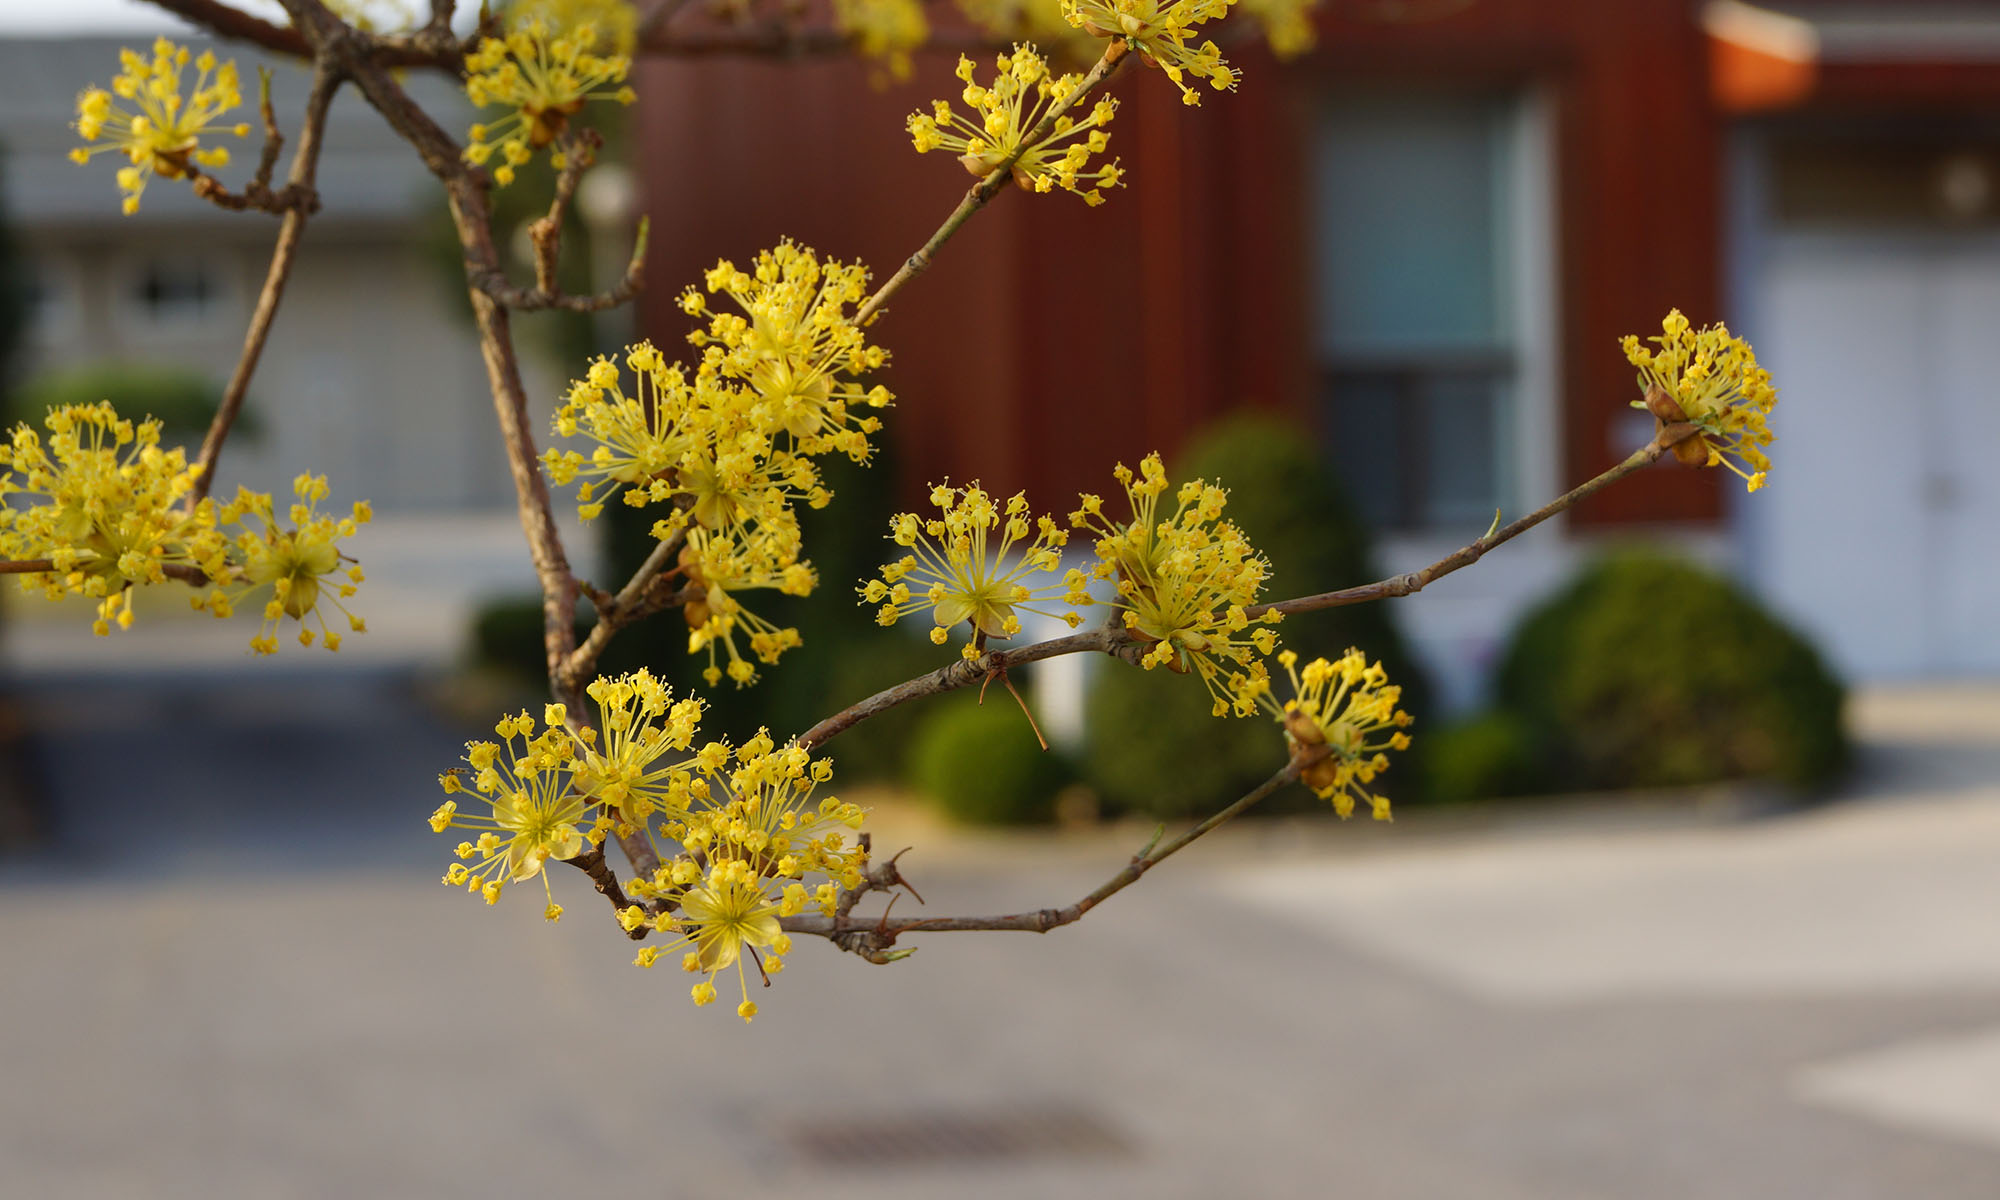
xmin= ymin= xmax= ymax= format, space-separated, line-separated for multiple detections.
xmin=3 ymin=673 xmax=1999 ymax=1198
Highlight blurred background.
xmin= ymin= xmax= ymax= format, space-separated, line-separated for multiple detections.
xmin=3 ymin=0 xmax=2000 ymax=1195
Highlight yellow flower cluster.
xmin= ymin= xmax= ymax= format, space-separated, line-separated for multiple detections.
xmin=572 ymin=666 xmax=706 ymax=836
xmin=909 ymin=47 xmax=1123 ymax=205
xmin=1234 ymin=0 xmax=1317 ymax=58
xmin=1073 ymin=453 xmax=1280 ymax=715
xmin=431 ymin=696 xmax=866 ymax=1022
xmin=833 ymin=0 xmax=930 ymax=82
xmin=635 ymin=732 xmax=865 ymax=1020
xmin=69 ymin=39 xmax=251 ymax=214
xmin=506 ymin=0 xmax=639 ymax=55
xmin=462 ymin=20 xmax=635 ymax=186
xmin=0 ymin=403 xmax=369 ymax=652
xmin=542 ymin=343 xmax=825 ymax=686
xmin=434 ymin=707 xmax=592 ymax=911
xmin=196 ymin=475 xmax=371 ymax=654
xmin=0 ymin=402 xmax=223 ymax=635
xmin=1622 ymin=309 xmax=1777 ymax=493
xmin=861 ymin=482 xmax=1090 ymax=657
xmin=547 ymin=242 xmax=889 ymax=687
xmin=1255 ymin=648 xmax=1413 ymax=819
xmin=1063 ymin=0 xmax=1237 ymax=105
xmin=680 ymin=526 xmax=813 ymax=687
xmin=680 ymin=241 xmax=892 ymax=463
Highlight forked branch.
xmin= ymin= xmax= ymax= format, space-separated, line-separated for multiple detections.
xmin=779 ymin=755 xmax=1313 ymax=956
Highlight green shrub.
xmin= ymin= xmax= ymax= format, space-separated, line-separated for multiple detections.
xmin=1493 ymin=552 xmax=1847 ymax=792
xmin=15 ymin=363 xmax=256 ymax=444
xmin=1083 ymin=411 xmax=1431 ymax=819
xmin=1423 ymin=710 xmax=1539 ymax=804
xmin=907 ymin=692 xmax=1072 ymax=825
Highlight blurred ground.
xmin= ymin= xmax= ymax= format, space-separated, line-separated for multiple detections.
xmin=2 ymin=659 xmax=1999 ymax=1198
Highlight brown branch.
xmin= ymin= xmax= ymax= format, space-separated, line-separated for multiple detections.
xmin=147 ymin=0 xmax=463 ymax=68
xmin=1247 ymin=423 xmax=1696 ymax=620
xmin=797 ymin=422 xmax=1701 ymax=751
xmin=0 ymin=560 xmax=215 ymax=586
xmin=533 ymin=131 xmax=596 ymax=295
xmin=468 ymin=130 xmax=650 ymax=314
xmin=270 ymin=0 xmax=656 ymax=881
xmin=471 ymin=210 xmax=650 ymax=313
xmin=189 ymin=59 xmax=342 ymax=505
xmin=798 ymin=626 xmax=1130 ymax=749
xmin=425 ymin=0 xmax=455 ymax=38
xmin=780 ymin=757 xmax=1309 ymax=954
xmin=851 ymin=39 xmax=1130 ymax=328
xmin=567 ymin=846 xmax=650 ymax=939
xmin=557 ymin=523 xmax=692 ymax=690
xmin=149 ymin=0 xmax=313 ymax=57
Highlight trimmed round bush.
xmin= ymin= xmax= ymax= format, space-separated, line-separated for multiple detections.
xmin=907 ymin=693 xmax=1071 ymax=825
xmin=1493 ymin=552 xmax=1846 ymax=792
xmin=1083 ymin=411 xmax=1431 ymax=819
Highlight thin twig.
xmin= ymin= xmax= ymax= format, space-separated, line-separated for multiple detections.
xmin=779 ymin=756 xmax=1310 ymax=953
xmin=798 ymin=425 xmax=1699 ymax=750
xmin=189 ymin=60 xmax=342 ymax=505
xmin=567 ymin=846 xmax=650 ymax=939
xmin=1248 ymin=423 xmax=1698 ymax=619
xmin=147 ymin=0 xmax=458 ymax=67
xmin=558 ymin=523 xmax=691 ymax=689
xmin=0 ymin=561 xmax=215 ymax=587
xmin=852 ymin=40 xmax=1130 ymax=328
xmin=471 ymin=217 xmax=650 ymax=313
xmin=532 ymin=130 xmax=599 ymax=296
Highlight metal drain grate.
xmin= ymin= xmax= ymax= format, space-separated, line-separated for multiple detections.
xmin=783 ymin=1104 xmax=1134 ymax=1166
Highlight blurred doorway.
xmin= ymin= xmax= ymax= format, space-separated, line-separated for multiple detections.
xmin=1758 ymin=231 xmax=2000 ymax=680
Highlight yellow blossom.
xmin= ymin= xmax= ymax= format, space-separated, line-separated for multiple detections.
xmin=621 ymin=734 xmax=865 ymax=1017
xmin=681 ymin=525 xmax=812 ymax=688
xmin=1622 ymin=309 xmax=1777 ymax=493
xmin=431 ymin=712 xmax=589 ymax=909
xmin=69 ymin=38 xmax=251 ymax=214
xmin=571 ymin=667 xmax=707 ymax=839
xmin=908 ymin=46 xmax=1123 ymax=204
xmin=1072 ymin=453 xmax=1281 ymax=715
xmin=1259 ymin=648 xmax=1412 ymax=819
xmin=1062 ymin=0 xmax=1237 ymax=104
xmin=0 ymin=401 xmax=226 ymax=635
xmin=542 ymin=342 xmax=700 ymax=515
xmin=197 ymin=474 xmax=370 ymax=655
xmin=462 ymin=20 xmax=635 ymax=186
xmin=861 ymin=482 xmax=1088 ymax=657
xmin=681 ymin=242 xmax=891 ymax=463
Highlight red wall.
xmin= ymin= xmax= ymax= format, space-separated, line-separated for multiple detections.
xmin=634 ymin=0 xmax=1725 ymax=523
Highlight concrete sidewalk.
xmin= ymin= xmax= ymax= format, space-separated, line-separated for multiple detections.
xmin=2 ymin=676 xmax=1998 ymax=1198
